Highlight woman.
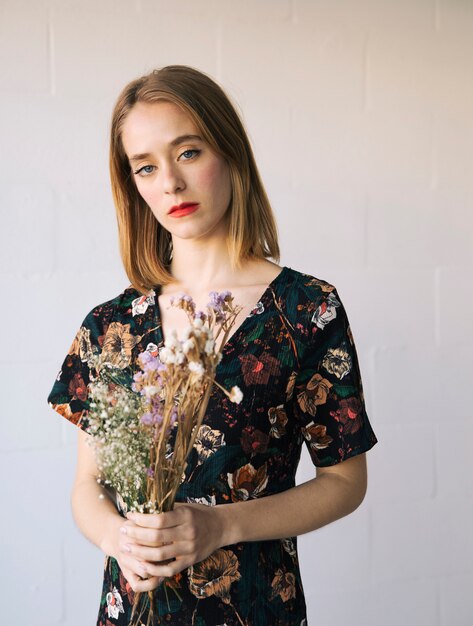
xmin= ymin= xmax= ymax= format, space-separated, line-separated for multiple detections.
xmin=47 ymin=65 xmax=378 ymax=626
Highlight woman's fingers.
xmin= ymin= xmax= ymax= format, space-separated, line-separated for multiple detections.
xmin=118 ymin=555 xmax=164 ymax=592
xmin=119 ymin=504 xmax=223 ymax=582
xmin=126 ymin=510 xmax=180 ymax=529
xmin=143 ymin=555 xmax=189 ymax=578
xmin=120 ymin=522 xmax=184 ymax=547
xmin=124 ymin=568 xmax=163 ymax=592
xmin=120 ymin=540 xmax=192 ymax=563
xmin=119 ymin=552 xmax=148 ymax=578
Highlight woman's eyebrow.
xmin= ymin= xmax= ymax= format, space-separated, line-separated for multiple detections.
xmin=128 ymin=134 xmax=203 ymax=163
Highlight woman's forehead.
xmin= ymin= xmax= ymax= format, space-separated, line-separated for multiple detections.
xmin=121 ymin=101 xmax=201 ymax=155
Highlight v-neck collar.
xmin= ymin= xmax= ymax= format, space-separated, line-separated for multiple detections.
xmin=154 ymin=265 xmax=290 ymax=357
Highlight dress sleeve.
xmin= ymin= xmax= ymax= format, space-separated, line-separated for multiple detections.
xmin=291 ymin=286 xmax=378 ymax=467
xmin=47 ymin=304 xmax=108 ymax=432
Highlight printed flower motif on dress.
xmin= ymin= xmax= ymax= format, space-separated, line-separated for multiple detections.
xmin=281 ymin=537 xmax=297 ymax=558
xmin=321 ymin=344 xmax=352 ymax=380
xmin=68 ymin=371 xmax=88 ymax=403
xmin=285 ymin=371 xmax=297 ymax=402
xmin=228 ymin=462 xmax=268 ymax=501
xmin=189 ymin=548 xmax=241 ymax=602
xmin=50 ymin=400 xmax=76 ymax=421
xmin=194 ymin=425 xmax=226 ymax=464
xmin=301 ymin=421 xmax=333 ymax=450
xmin=144 ymin=341 xmax=159 ymax=357
xmin=305 ymin=277 xmax=336 ymax=294
xmin=106 ymin=586 xmax=125 ymax=619
xmin=189 ymin=549 xmax=246 ymax=625
xmin=101 ymin=322 xmax=142 ymax=369
xmin=239 ymin=352 xmax=281 ymax=386
xmin=186 ymin=495 xmax=217 ymax=506
xmin=131 ymin=290 xmax=156 ymax=316
xmin=69 ymin=325 xmax=94 ymax=362
xmin=333 ymin=397 xmax=364 ymax=435
xmin=247 ymin=301 xmax=265 ymax=317
xmin=118 ymin=569 xmax=135 ymax=606
xmin=269 ymin=568 xmax=297 ymax=603
xmin=268 ymin=405 xmax=288 ymax=439
xmin=241 ymin=425 xmax=269 ymax=455
xmin=310 ymin=291 xmax=340 ymax=330
xmin=296 ymin=373 xmax=333 ymax=417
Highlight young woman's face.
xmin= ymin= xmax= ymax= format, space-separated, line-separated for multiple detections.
xmin=121 ymin=100 xmax=232 ymax=243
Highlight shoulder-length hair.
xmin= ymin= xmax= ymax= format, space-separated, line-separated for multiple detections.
xmin=109 ymin=64 xmax=280 ymax=295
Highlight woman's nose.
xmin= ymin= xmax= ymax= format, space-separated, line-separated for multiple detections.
xmin=162 ymin=163 xmax=185 ymax=194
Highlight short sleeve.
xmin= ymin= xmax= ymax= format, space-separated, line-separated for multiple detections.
xmin=47 ymin=303 xmax=112 ymax=432
xmin=290 ymin=286 xmax=378 ymax=467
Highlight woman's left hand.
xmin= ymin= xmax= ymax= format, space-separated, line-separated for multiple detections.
xmin=119 ymin=502 xmax=229 ymax=579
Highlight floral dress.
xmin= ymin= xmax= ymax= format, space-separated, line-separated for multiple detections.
xmin=47 ymin=265 xmax=378 ymax=626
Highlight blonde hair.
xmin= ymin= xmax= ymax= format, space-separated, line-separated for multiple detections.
xmin=109 ymin=64 xmax=280 ymax=295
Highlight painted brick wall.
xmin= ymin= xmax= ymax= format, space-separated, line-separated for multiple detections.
xmin=1 ymin=1 xmax=471 ymax=624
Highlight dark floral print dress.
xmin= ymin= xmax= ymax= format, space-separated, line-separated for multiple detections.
xmin=47 ymin=265 xmax=378 ymax=626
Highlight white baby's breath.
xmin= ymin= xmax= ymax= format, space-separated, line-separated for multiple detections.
xmin=164 ymin=329 xmax=179 ymax=347
xmin=182 ymin=339 xmax=194 ymax=354
xmin=175 ymin=351 xmax=186 ymax=365
xmin=229 ymin=385 xmax=243 ymax=404
xmin=158 ymin=347 xmax=173 ymax=363
xmin=193 ymin=317 xmax=204 ymax=329
xmin=143 ymin=385 xmax=160 ymax=398
xmin=204 ymin=338 xmax=215 ymax=355
xmin=188 ymin=361 xmax=205 ymax=377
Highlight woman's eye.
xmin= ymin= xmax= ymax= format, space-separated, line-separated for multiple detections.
xmin=179 ymin=149 xmax=200 ymax=160
xmin=133 ymin=150 xmax=200 ymax=177
xmin=134 ymin=165 xmax=155 ymax=177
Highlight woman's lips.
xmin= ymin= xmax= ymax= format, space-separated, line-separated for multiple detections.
xmin=169 ymin=204 xmax=199 ymax=217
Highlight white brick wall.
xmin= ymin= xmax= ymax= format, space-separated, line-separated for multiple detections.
xmin=1 ymin=1 xmax=471 ymax=624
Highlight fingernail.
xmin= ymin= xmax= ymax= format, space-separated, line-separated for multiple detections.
xmin=123 ymin=544 xmax=131 ymax=553
xmin=120 ymin=527 xmax=127 ymax=534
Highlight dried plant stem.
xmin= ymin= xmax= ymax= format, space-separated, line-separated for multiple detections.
xmin=97 ymin=293 xmax=245 ymax=626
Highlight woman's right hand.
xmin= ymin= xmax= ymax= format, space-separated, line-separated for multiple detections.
xmin=105 ymin=515 xmax=165 ymax=593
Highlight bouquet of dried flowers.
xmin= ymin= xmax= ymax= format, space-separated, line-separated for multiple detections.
xmin=85 ymin=290 xmax=244 ymax=626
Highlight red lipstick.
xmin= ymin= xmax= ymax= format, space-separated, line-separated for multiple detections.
xmin=168 ymin=202 xmax=199 ymax=217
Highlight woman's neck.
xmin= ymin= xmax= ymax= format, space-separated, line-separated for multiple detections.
xmin=167 ymin=238 xmax=233 ymax=291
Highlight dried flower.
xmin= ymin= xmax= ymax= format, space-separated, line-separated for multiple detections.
xmin=229 ymin=386 xmax=243 ymax=404
xmin=86 ymin=288 xmax=244 ymax=626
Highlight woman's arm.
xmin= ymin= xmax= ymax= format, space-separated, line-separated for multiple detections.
xmin=71 ymin=429 xmax=162 ymax=591
xmin=122 ymin=452 xmax=368 ymax=580
xmin=71 ymin=430 xmax=123 ymax=554
xmin=219 ymin=452 xmax=367 ymax=545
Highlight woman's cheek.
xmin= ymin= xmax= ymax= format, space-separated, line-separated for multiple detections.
xmin=199 ymin=158 xmax=226 ymax=187
xmin=135 ymin=183 xmax=161 ymax=212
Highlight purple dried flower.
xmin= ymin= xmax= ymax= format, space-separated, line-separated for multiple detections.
xmin=170 ymin=293 xmax=196 ymax=313
xmin=140 ymin=412 xmax=154 ymax=425
xmin=207 ymin=297 xmax=223 ymax=316
xmin=140 ymin=357 xmax=160 ymax=373
xmin=207 ymin=290 xmax=233 ymax=317
xmin=138 ymin=350 xmax=154 ymax=366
